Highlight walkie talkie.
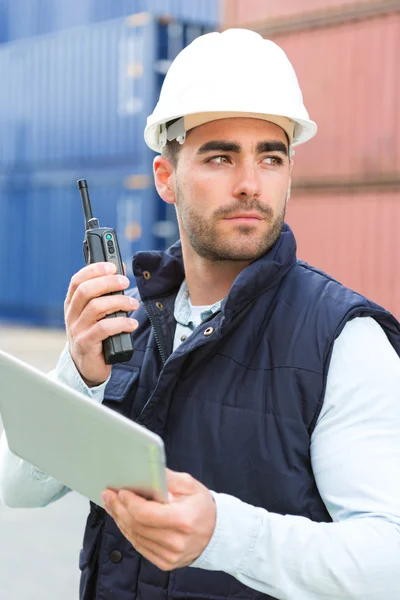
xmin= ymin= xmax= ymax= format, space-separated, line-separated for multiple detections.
xmin=78 ymin=179 xmax=134 ymax=365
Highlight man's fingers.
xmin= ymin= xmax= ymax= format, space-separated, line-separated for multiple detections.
xmin=102 ymin=492 xmax=186 ymax=569
xmin=130 ymin=532 xmax=184 ymax=570
xmin=128 ymin=524 xmax=187 ymax=553
xmin=102 ymin=490 xmax=131 ymax=526
xmin=117 ymin=491 xmax=172 ymax=527
xmin=166 ymin=470 xmax=198 ymax=496
xmin=128 ymin=534 xmax=177 ymax=572
xmin=65 ymin=262 xmax=116 ymax=309
xmin=116 ymin=490 xmax=191 ymax=531
xmin=74 ymin=294 xmax=138 ymax=330
xmin=65 ymin=273 xmax=130 ymax=326
xmin=76 ymin=316 xmax=138 ymax=347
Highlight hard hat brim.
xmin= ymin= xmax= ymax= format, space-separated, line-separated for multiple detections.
xmin=144 ymin=111 xmax=317 ymax=153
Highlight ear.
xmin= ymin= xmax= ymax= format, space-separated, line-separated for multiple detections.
xmin=153 ymin=156 xmax=176 ymax=205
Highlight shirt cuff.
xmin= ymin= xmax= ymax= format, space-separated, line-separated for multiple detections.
xmin=190 ymin=491 xmax=263 ymax=574
xmin=49 ymin=343 xmax=110 ymax=404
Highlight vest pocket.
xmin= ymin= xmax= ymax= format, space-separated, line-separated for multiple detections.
xmin=79 ymin=503 xmax=105 ymax=599
xmin=103 ymin=367 xmax=152 ymax=422
xmin=103 ymin=367 xmax=140 ymax=403
xmin=169 ymin=567 xmax=257 ymax=599
xmin=79 ymin=503 xmax=104 ymax=571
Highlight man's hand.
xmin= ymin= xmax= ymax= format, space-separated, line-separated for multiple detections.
xmin=101 ymin=470 xmax=216 ymax=571
xmin=64 ymin=262 xmax=139 ymax=387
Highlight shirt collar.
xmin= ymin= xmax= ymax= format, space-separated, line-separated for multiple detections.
xmin=174 ymin=280 xmax=222 ymax=327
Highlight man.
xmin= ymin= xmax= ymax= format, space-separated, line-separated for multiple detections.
xmin=1 ymin=28 xmax=400 ymax=600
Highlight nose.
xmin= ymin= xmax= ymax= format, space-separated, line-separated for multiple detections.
xmin=232 ymin=162 xmax=261 ymax=199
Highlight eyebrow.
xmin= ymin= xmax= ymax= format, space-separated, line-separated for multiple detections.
xmin=197 ymin=140 xmax=288 ymax=156
xmin=256 ymin=141 xmax=288 ymax=156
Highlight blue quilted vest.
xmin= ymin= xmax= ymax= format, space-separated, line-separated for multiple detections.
xmin=78 ymin=224 xmax=400 ymax=600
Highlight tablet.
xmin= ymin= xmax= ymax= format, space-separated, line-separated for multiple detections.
xmin=0 ymin=350 xmax=168 ymax=505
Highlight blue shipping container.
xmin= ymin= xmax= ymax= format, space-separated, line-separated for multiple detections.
xmin=0 ymin=0 xmax=220 ymax=43
xmin=0 ymin=15 xmax=214 ymax=167
xmin=0 ymin=15 xmax=212 ymax=326
xmin=0 ymin=165 xmax=179 ymax=326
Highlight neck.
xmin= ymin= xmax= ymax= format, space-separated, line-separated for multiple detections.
xmin=182 ymin=244 xmax=250 ymax=306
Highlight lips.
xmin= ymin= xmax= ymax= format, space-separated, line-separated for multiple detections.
xmin=224 ymin=213 xmax=263 ymax=220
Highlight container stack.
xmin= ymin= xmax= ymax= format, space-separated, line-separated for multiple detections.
xmin=0 ymin=0 xmax=220 ymax=42
xmin=224 ymin=0 xmax=400 ymax=317
xmin=0 ymin=3 xmax=219 ymax=326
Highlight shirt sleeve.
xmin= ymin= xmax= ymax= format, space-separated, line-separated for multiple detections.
xmin=0 ymin=344 xmax=110 ymax=508
xmin=51 ymin=342 xmax=109 ymax=404
xmin=191 ymin=317 xmax=400 ymax=599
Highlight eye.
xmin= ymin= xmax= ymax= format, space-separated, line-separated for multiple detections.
xmin=262 ymin=156 xmax=283 ymax=166
xmin=206 ymin=155 xmax=232 ymax=165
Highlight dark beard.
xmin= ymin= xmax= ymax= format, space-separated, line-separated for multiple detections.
xmin=176 ymin=194 xmax=287 ymax=262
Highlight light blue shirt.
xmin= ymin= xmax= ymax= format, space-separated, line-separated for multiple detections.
xmin=1 ymin=282 xmax=400 ymax=599
xmin=173 ymin=280 xmax=222 ymax=349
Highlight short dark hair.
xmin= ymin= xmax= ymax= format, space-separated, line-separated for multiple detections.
xmin=161 ymin=138 xmax=181 ymax=167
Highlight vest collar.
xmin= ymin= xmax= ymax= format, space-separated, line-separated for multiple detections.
xmin=132 ymin=223 xmax=297 ymax=316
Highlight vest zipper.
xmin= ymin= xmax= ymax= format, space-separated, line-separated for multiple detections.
xmin=143 ymin=298 xmax=220 ymax=369
xmin=136 ymin=309 xmax=218 ymax=423
xmin=142 ymin=303 xmax=168 ymax=365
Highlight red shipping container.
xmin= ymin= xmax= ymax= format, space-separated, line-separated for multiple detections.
xmin=223 ymin=3 xmax=400 ymax=188
xmin=272 ymin=13 xmax=400 ymax=187
xmin=286 ymin=190 xmax=400 ymax=318
xmin=224 ymin=0 xmax=362 ymax=26
xmin=223 ymin=1 xmax=400 ymax=319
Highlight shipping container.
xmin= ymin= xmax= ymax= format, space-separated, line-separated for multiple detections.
xmin=273 ymin=12 xmax=400 ymax=189
xmin=286 ymin=190 xmax=400 ymax=319
xmin=0 ymin=15 xmax=214 ymax=168
xmin=225 ymin=3 xmax=400 ymax=191
xmin=224 ymin=0 xmax=359 ymax=26
xmin=223 ymin=0 xmax=398 ymax=29
xmin=0 ymin=0 xmax=220 ymax=43
xmin=222 ymin=0 xmax=400 ymax=321
xmin=0 ymin=165 xmax=179 ymax=326
xmin=0 ymin=14 xmax=213 ymax=326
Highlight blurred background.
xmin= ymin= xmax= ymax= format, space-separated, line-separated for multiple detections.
xmin=0 ymin=0 xmax=399 ymax=328
xmin=0 ymin=0 xmax=220 ymax=327
xmin=225 ymin=0 xmax=400 ymax=319
xmin=0 ymin=2 xmax=221 ymax=598
xmin=0 ymin=0 xmax=399 ymax=597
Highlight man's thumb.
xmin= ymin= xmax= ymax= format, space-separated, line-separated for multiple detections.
xmin=166 ymin=469 xmax=197 ymax=496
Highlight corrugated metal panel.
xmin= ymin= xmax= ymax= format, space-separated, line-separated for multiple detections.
xmin=222 ymin=4 xmax=400 ymax=191
xmin=1 ymin=0 xmax=220 ymax=42
xmin=272 ymin=13 xmax=400 ymax=189
xmin=0 ymin=1 xmax=8 ymax=42
xmin=286 ymin=191 xmax=400 ymax=319
xmin=0 ymin=16 xmax=213 ymax=167
xmin=224 ymin=0 xmax=399 ymax=29
xmin=0 ymin=166 xmax=178 ymax=326
xmin=0 ymin=14 xmax=210 ymax=326
xmin=224 ymin=0 xmax=357 ymax=25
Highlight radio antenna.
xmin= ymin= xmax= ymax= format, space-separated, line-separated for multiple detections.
xmin=78 ymin=179 xmax=98 ymax=229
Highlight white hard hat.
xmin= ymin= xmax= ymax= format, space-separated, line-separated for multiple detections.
xmin=144 ymin=28 xmax=317 ymax=153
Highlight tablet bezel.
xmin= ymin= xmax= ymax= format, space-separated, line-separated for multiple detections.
xmin=0 ymin=350 xmax=168 ymax=505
